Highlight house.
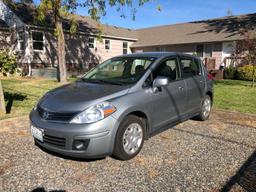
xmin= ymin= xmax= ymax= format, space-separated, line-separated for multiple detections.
xmin=131 ymin=13 xmax=256 ymax=70
xmin=0 ymin=1 xmax=255 ymax=78
xmin=0 ymin=1 xmax=137 ymax=77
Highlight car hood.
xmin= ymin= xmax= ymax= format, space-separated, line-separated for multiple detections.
xmin=39 ymin=81 xmax=130 ymax=112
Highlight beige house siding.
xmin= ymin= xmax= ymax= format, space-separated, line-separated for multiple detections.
xmin=131 ymin=43 xmax=226 ymax=69
xmin=91 ymin=38 xmax=132 ymax=62
xmin=131 ymin=44 xmax=195 ymax=54
xmin=17 ymin=30 xmax=134 ymax=72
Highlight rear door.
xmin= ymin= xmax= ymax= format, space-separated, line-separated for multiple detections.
xmin=149 ymin=56 xmax=188 ymax=130
xmin=179 ymin=56 xmax=206 ymax=113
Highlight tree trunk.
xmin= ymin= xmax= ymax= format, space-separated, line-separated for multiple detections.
xmin=0 ymin=80 xmax=6 ymax=115
xmin=28 ymin=63 xmax=32 ymax=77
xmin=56 ymin=20 xmax=67 ymax=83
xmin=253 ymin=64 xmax=255 ymax=88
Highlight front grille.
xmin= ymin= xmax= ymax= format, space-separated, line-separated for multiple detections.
xmin=43 ymin=134 xmax=66 ymax=148
xmin=37 ymin=105 xmax=77 ymax=122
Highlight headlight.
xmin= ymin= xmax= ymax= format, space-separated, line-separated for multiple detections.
xmin=70 ymin=102 xmax=116 ymax=124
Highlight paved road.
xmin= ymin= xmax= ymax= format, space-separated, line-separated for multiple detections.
xmin=0 ymin=110 xmax=256 ymax=192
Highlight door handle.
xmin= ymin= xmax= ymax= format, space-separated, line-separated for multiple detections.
xmin=178 ymin=86 xmax=184 ymax=90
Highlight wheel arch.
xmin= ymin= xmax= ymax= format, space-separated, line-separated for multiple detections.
xmin=127 ymin=111 xmax=150 ymax=139
xmin=206 ymin=91 xmax=213 ymax=105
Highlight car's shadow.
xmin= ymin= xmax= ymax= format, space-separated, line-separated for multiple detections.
xmin=35 ymin=142 xmax=106 ymax=162
xmin=221 ymin=150 xmax=256 ymax=192
xmin=30 ymin=187 xmax=65 ymax=192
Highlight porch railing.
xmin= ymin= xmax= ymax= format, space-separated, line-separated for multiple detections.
xmin=222 ymin=56 xmax=245 ymax=68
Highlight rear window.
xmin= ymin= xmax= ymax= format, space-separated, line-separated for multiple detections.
xmin=180 ymin=57 xmax=201 ymax=78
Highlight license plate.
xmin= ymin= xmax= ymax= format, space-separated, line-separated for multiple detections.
xmin=31 ymin=125 xmax=44 ymax=142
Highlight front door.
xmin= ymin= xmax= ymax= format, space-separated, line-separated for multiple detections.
xmin=149 ymin=57 xmax=188 ymax=131
xmin=222 ymin=42 xmax=236 ymax=67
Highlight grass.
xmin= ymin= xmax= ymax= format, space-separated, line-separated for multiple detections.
xmin=0 ymin=77 xmax=255 ymax=120
xmin=0 ymin=77 xmax=65 ymax=120
xmin=214 ymin=80 xmax=256 ymax=114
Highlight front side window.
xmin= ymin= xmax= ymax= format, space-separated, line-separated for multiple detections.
xmin=105 ymin=39 xmax=110 ymax=50
xmin=83 ymin=57 xmax=156 ymax=85
xmin=18 ymin=31 xmax=25 ymax=51
xmin=153 ymin=58 xmax=179 ymax=81
xmin=89 ymin=37 xmax=95 ymax=48
xmin=123 ymin=42 xmax=128 ymax=54
xmin=180 ymin=57 xmax=201 ymax=78
xmin=32 ymin=31 xmax=44 ymax=51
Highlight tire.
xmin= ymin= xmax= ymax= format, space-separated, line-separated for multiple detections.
xmin=112 ymin=115 xmax=145 ymax=160
xmin=196 ymin=95 xmax=212 ymax=121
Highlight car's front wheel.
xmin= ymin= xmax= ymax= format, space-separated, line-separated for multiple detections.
xmin=113 ymin=115 xmax=145 ymax=160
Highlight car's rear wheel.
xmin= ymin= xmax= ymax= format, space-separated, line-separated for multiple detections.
xmin=112 ymin=115 xmax=145 ymax=160
xmin=196 ymin=95 xmax=212 ymax=121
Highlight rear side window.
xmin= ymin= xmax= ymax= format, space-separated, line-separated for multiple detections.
xmin=180 ymin=57 xmax=201 ymax=78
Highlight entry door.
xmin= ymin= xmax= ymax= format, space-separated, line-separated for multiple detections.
xmin=149 ymin=57 xmax=188 ymax=130
xmin=222 ymin=42 xmax=236 ymax=67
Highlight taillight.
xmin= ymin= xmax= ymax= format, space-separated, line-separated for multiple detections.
xmin=207 ymin=73 xmax=214 ymax=80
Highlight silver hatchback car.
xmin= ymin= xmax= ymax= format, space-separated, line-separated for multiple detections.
xmin=30 ymin=52 xmax=213 ymax=160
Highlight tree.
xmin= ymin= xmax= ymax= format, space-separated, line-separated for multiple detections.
xmin=0 ymin=81 xmax=5 ymax=114
xmin=0 ymin=28 xmax=17 ymax=114
xmin=0 ymin=50 xmax=18 ymax=114
xmin=37 ymin=0 xmax=151 ymax=83
xmin=236 ymin=30 xmax=256 ymax=88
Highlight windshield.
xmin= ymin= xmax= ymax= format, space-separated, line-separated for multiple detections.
xmin=82 ymin=57 xmax=156 ymax=85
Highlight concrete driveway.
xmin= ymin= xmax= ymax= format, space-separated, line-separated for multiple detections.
xmin=0 ymin=110 xmax=256 ymax=192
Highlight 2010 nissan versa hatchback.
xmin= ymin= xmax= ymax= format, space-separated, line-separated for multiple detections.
xmin=30 ymin=52 xmax=213 ymax=160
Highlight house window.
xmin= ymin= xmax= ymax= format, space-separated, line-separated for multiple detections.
xmin=205 ymin=44 xmax=213 ymax=57
xmin=18 ymin=31 xmax=25 ymax=51
xmin=196 ymin=44 xmax=204 ymax=57
xmin=105 ymin=39 xmax=111 ymax=50
xmin=213 ymin=43 xmax=222 ymax=52
xmin=32 ymin=31 xmax=44 ymax=51
xmin=123 ymin=42 xmax=128 ymax=54
xmin=89 ymin=37 xmax=95 ymax=49
xmin=156 ymin=47 xmax=166 ymax=52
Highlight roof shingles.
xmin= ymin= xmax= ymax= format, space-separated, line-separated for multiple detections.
xmin=7 ymin=3 xmax=137 ymax=40
xmin=131 ymin=13 xmax=256 ymax=47
xmin=4 ymin=2 xmax=256 ymax=46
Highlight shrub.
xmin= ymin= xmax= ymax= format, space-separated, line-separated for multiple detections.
xmin=0 ymin=50 xmax=18 ymax=76
xmin=224 ymin=66 xmax=237 ymax=79
xmin=237 ymin=65 xmax=256 ymax=81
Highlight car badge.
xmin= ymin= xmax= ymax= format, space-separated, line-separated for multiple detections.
xmin=42 ymin=111 xmax=49 ymax=119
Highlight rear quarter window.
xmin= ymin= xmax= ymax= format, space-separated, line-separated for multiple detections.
xmin=180 ymin=57 xmax=201 ymax=78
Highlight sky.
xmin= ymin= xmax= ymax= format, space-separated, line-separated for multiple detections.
xmin=74 ymin=0 xmax=256 ymax=29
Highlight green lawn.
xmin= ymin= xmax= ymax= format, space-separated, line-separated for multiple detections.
xmin=0 ymin=78 xmax=255 ymax=120
xmin=214 ymin=80 xmax=256 ymax=114
xmin=0 ymin=78 xmax=64 ymax=120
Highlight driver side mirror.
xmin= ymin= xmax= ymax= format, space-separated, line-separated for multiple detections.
xmin=152 ymin=76 xmax=169 ymax=92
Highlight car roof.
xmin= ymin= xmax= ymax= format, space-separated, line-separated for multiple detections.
xmin=116 ymin=52 xmax=199 ymax=59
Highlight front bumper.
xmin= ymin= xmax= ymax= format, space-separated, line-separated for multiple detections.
xmin=30 ymin=110 xmax=120 ymax=158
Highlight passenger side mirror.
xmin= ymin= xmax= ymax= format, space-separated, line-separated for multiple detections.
xmin=152 ymin=76 xmax=169 ymax=92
